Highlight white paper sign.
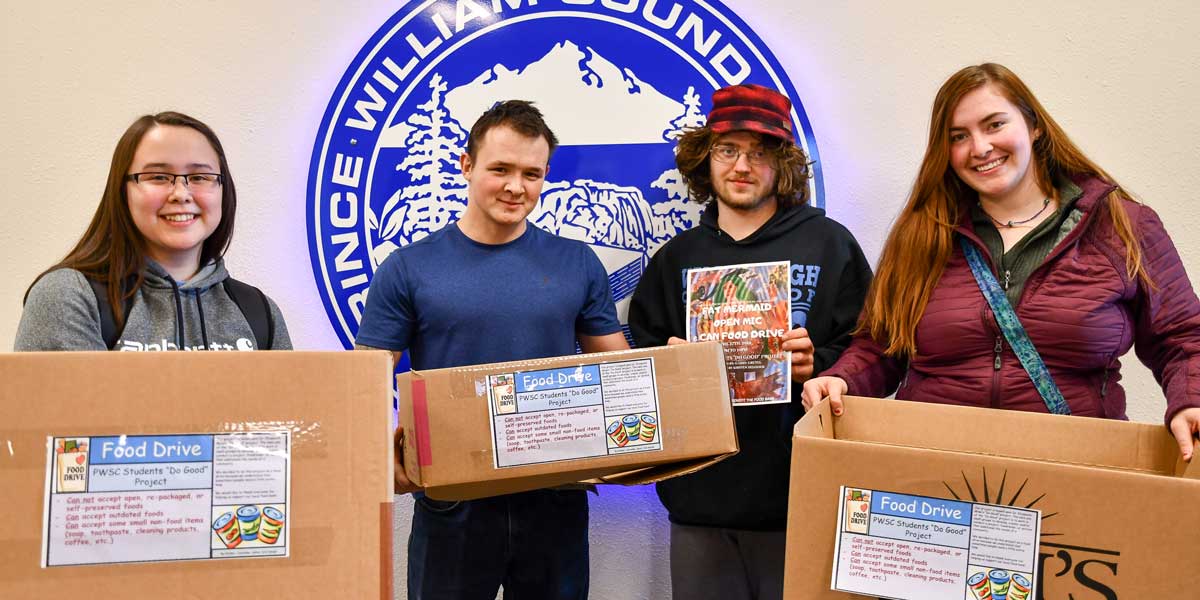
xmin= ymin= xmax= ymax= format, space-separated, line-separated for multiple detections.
xmin=832 ymin=487 xmax=1041 ymax=600
xmin=488 ymin=358 xmax=662 ymax=468
xmin=43 ymin=432 xmax=291 ymax=567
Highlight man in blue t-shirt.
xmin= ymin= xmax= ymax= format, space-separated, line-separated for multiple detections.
xmin=356 ymin=100 xmax=627 ymax=600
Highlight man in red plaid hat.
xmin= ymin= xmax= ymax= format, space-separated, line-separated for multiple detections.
xmin=629 ymin=84 xmax=872 ymax=599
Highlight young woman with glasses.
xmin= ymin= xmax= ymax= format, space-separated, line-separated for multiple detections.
xmin=15 ymin=112 xmax=291 ymax=351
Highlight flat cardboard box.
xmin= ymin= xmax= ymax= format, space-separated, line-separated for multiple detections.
xmin=398 ymin=341 xmax=738 ymax=500
xmin=0 ymin=351 xmax=394 ymax=599
xmin=784 ymin=396 xmax=1200 ymax=599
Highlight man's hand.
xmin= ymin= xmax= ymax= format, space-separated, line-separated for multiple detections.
xmin=394 ymin=427 xmax=422 ymax=494
xmin=782 ymin=327 xmax=815 ymax=383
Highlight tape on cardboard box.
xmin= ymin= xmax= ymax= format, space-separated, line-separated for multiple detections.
xmin=412 ymin=378 xmax=433 ymax=468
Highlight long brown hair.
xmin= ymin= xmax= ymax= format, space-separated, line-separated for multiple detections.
xmin=674 ymin=128 xmax=811 ymax=208
xmin=861 ymin=63 xmax=1147 ymax=357
xmin=26 ymin=112 xmax=237 ymax=328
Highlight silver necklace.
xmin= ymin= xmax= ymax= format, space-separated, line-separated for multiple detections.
xmin=981 ymin=197 xmax=1051 ymax=228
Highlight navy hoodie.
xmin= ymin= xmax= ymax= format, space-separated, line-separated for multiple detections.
xmin=628 ymin=201 xmax=871 ymax=530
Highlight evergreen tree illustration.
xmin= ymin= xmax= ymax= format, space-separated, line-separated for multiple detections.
xmin=648 ymin=86 xmax=706 ymax=248
xmin=372 ymin=73 xmax=468 ymax=265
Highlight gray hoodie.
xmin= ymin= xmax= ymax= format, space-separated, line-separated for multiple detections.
xmin=15 ymin=259 xmax=291 ymax=351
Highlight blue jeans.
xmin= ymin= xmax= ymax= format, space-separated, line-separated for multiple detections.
xmin=408 ymin=488 xmax=589 ymax=600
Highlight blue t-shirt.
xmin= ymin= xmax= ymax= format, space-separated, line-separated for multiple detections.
xmin=356 ymin=223 xmax=621 ymax=370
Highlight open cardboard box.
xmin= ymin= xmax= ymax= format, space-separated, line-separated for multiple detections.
xmin=398 ymin=341 xmax=739 ymax=500
xmin=0 ymin=351 xmax=394 ymax=599
xmin=784 ymin=396 xmax=1200 ymax=599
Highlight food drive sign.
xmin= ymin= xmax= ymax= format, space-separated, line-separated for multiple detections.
xmin=98 ymin=438 xmax=208 ymax=461
xmin=90 ymin=436 xmax=213 ymax=488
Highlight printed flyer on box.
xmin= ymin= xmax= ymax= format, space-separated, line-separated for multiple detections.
xmin=686 ymin=261 xmax=791 ymax=405
xmin=832 ymin=487 xmax=1041 ymax=600
xmin=42 ymin=432 xmax=290 ymax=567
xmin=488 ymin=358 xmax=662 ymax=468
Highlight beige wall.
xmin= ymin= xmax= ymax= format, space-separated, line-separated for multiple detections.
xmin=3 ymin=1 xmax=1197 ymax=598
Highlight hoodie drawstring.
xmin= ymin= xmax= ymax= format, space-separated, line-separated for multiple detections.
xmin=195 ymin=289 xmax=211 ymax=350
xmin=168 ymin=279 xmax=185 ymax=350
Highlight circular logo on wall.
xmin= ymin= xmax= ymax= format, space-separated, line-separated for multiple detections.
xmin=308 ymin=0 xmax=823 ymax=353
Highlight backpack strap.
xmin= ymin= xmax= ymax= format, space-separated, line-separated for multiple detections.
xmin=223 ymin=278 xmax=274 ymax=350
xmin=88 ymin=277 xmax=134 ymax=350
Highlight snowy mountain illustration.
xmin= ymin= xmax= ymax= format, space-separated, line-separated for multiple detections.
xmin=368 ymin=41 xmax=711 ymax=316
xmin=442 ymin=41 xmax=684 ymax=146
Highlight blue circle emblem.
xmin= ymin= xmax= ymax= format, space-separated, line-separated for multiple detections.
xmin=307 ymin=0 xmax=823 ymax=351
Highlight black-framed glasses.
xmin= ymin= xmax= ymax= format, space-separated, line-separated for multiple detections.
xmin=127 ymin=172 xmax=223 ymax=191
xmin=710 ymin=144 xmax=771 ymax=166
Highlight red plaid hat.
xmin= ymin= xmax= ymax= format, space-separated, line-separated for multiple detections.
xmin=706 ymin=84 xmax=794 ymax=141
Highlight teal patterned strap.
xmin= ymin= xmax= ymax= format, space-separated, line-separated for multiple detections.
xmin=959 ymin=238 xmax=1071 ymax=415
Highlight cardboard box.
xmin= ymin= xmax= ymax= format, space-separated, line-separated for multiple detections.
xmin=784 ymin=396 xmax=1200 ymax=599
xmin=0 ymin=351 xmax=394 ymax=599
xmin=398 ymin=341 xmax=738 ymax=500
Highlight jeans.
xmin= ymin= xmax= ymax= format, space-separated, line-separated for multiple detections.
xmin=408 ymin=488 xmax=589 ymax=600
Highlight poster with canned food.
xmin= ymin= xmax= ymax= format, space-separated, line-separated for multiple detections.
xmin=831 ymin=487 xmax=1040 ymax=600
xmin=488 ymin=358 xmax=662 ymax=468
xmin=686 ymin=261 xmax=791 ymax=405
xmin=42 ymin=431 xmax=290 ymax=567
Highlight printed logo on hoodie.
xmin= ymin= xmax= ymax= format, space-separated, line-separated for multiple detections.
xmin=119 ymin=338 xmax=256 ymax=352
xmin=791 ymin=264 xmax=821 ymax=328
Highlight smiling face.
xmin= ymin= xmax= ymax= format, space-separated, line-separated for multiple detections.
xmin=458 ymin=124 xmax=550 ymax=244
xmin=948 ymin=83 xmax=1042 ymax=205
xmin=709 ymin=130 xmax=778 ymax=214
xmin=125 ymin=125 xmax=222 ymax=276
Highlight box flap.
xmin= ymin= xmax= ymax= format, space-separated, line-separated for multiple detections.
xmin=587 ymin=450 xmax=739 ymax=486
xmin=797 ymin=396 xmax=1182 ymax=476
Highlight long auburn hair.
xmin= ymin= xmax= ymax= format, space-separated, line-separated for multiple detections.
xmin=674 ymin=127 xmax=811 ymax=208
xmin=26 ymin=112 xmax=237 ymax=328
xmin=860 ymin=63 xmax=1147 ymax=357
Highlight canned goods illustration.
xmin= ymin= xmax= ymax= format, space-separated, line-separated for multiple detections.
xmin=606 ymin=420 xmax=629 ymax=446
xmin=1007 ymin=573 xmax=1031 ymax=600
xmin=258 ymin=506 xmax=285 ymax=544
xmin=639 ymin=415 xmax=657 ymax=442
xmin=236 ymin=505 xmax=262 ymax=541
xmin=988 ymin=569 xmax=1011 ymax=598
xmin=621 ymin=415 xmax=640 ymax=440
xmin=967 ymin=572 xmax=993 ymax=600
xmin=212 ymin=512 xmax=241 ymax=548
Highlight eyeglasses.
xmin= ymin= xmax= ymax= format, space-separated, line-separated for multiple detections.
xmin=127 ymin=172 xmax=223 ymax=192
xmin=710 ymin=145 xmax=771 ymax=166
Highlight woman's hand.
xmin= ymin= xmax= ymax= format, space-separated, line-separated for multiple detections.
xmin=802 ymin=376 xmax=848 ymax=415
xmin=1169 ymin=407 xmax=1200 ymax=462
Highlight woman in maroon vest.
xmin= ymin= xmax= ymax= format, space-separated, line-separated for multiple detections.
xmin=803 ymin=63 xmax=1200 ymax=460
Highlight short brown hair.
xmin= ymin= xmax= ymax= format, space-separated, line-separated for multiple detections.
xmin=673 ymin=127 xmax=811 ymax=207
xmin=465 ymin=100 xmax=559 ymax=160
